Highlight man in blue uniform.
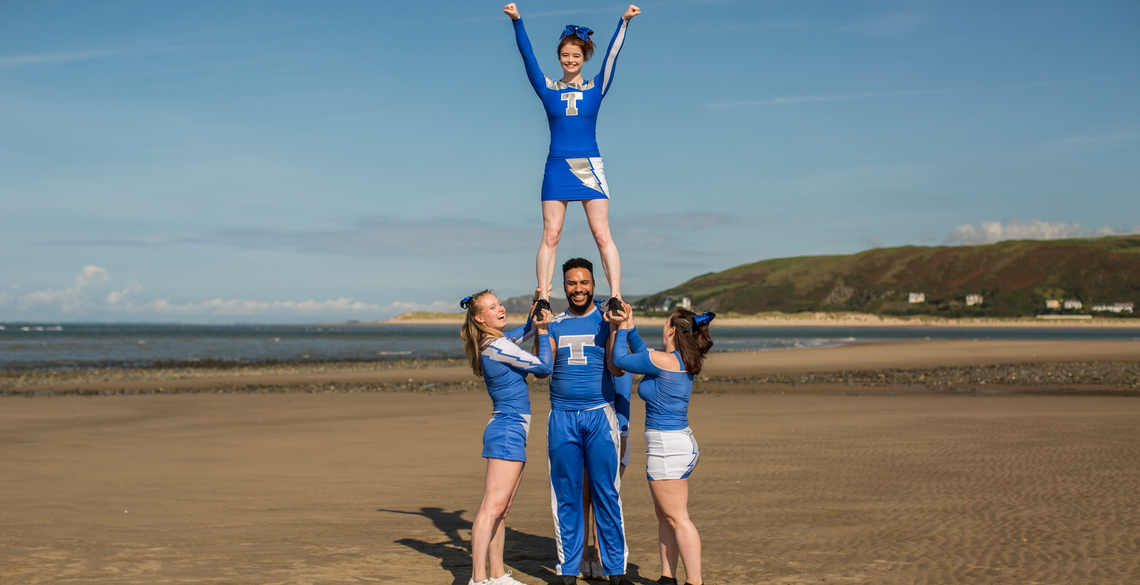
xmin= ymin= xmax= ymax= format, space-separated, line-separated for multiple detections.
xmin=545 ymin=258 xmax=631 ymax=585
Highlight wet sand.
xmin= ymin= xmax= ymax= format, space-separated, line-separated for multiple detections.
xmin=2 ymin=341 xmax=1139 ymax=584
xmin=4 ymin=340 xmax=1139 ymax=396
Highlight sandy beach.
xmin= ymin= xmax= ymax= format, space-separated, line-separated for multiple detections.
xmin=3 ymin=340 xmax=1139 ymax=584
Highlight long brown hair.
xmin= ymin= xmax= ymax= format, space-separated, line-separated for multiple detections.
xmin=459 ymin=290 xmax=502 ymax=377
xmin=669 ymin=308 xmax=714 ymax=375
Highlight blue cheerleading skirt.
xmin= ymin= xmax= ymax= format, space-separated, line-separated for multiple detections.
xmin=541 ymin=156 xmax=611 ymax=201
xmin=482 ymin=412 xmax=532 ymax=462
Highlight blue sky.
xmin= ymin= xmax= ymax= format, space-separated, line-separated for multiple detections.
xmin=2 ymin=0 xmax=1137 ymax=323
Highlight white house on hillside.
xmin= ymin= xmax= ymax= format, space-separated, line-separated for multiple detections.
xmin=659 ymin=296 xmax=692 ymax=311
xmin=1091 ymin=302 xmax=1134 ymax=314
xmin=908 ymin=292 xmax=926 ymax=304
xmin=966 ymin=294 xmax=984 ymax=306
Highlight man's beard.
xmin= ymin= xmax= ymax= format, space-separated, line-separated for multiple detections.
xmin=567 ymin=291 xmax=594 ymax=314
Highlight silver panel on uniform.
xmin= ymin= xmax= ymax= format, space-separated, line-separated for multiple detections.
xmin=565 ymin=158 xmax=604 ymax=194
xmin=545 ymin=77 xmax=595 ymax=91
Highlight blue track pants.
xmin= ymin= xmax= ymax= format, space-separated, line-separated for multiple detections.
xmin=547 ymin=403 xmax=628 ymax=576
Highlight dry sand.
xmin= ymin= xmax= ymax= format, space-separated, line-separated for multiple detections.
xmin=3 ymin=341 xmax=1140 ymax=584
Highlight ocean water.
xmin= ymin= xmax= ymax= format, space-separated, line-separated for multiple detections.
xmin=1 ymin=322 xmax=1138 ymax=370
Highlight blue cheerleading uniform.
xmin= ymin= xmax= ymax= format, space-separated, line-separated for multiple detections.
xmin=545 ymin=303 xmax=628 ymax=576
xmin=512 ymin=17 xmax=630 ymax=201
xmin=607 ymin=326 xmax=644 ymax=435
xmin=478 ymin=326 xmax=552 ymax=462
xmin=603 ymin=370 xmax=632 ymax=435
xmin=612 ymin=328 xmax=701 ymax=480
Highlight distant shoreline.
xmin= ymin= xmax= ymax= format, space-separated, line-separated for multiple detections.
xmin=377 ymin=311 xmax=1140 ymax=328
xmin=5 ymin=339 xmax=1138 ymax=397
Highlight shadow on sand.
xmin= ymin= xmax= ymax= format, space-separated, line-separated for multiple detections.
xmin=379 ymin=506 xmax=652 ymax=585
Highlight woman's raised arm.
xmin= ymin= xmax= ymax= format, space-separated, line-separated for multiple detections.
xmin=506 ymin=4 xmax=547 ymax=95
xmin=596 ymin=4 xmax=639 ymax=96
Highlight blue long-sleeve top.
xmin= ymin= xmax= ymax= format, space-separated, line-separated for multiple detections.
xmin=604 ymin=326 xmax=644 ymax=432
xmin=612 ymin=328 xmax=693 ymax=431
xmin=479 ymin=325 xmax=553 ymax=415
xmin=512 ymin=17 xmax=630 ymax=158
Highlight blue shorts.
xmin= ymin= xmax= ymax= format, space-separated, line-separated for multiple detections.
xmin=482 ymin=412 xmax=532 ymax=462
xmin=541 ymin=156 xmax=610 ymax=201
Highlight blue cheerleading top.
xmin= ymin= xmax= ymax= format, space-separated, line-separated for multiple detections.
xmin=612 ymin=328 xmax=693 ymax=431
xmin=479 ymin=324 xmax=553 ymax=415
xmin=603 ymin=326 xmax=644 ymax=432
xmin=547 ymin=302 xmax=613 ymax=411
xmin=512 ymin=17 xmax=630 ymax=158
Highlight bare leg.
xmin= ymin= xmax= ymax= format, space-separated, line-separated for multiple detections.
xmin=582 ymin=198 xmax=622 ymax=299
xmin=471 ymin=459 xmax=526 ymax=582
xmin=619 ymin=435 xmax=627 ymax=479
xmin=649 ymin=479 xmax=701 ymax=584
xmin=537 ymin=201 xmax=569 ymax=300
xmin=582 ymin=471 xmax=598 ymax=569
xmin=650 ymin=484 xmax=680 ymax=580
xmin=488 ymin=459 xmax=526 ymax=579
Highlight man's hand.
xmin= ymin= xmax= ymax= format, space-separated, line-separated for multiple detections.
xmin=504 ymin=3 xmax=521 ymax=20
xmin=623 ymin=4 xmax=641 ymax=21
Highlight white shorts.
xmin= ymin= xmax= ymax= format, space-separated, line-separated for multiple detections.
xmin=644 ymin=427 xmax=699 ymax=481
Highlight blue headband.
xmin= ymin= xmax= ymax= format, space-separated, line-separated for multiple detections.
xmin=693 ymin=312 xmax=716 ymax=329
xmin=561 ymin=25 xmax=593 ymax=42
xmin=459 ymin=295 xmax=473 ymax=310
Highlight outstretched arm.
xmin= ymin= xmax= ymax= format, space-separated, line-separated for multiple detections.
xmin=606 ymin=324 xmax=624 ymax=376
xmin=596 ymin=4 xmax=639 ymax=96
xmin=506 ymin=4 xmax=547 ymax=96
xmin=627 ymin=325 xmax=647 ymax=353
xmin=503 ymin=314 xmax=534 ymax=344
xmin=486 ymin=333 xmax=553 ymax=376
xmin=611 ymin=329 xmax=658 ymax=375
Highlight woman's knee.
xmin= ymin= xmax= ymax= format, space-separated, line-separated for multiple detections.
xmin=590 ymin=228 xmax=613 ymax=249
xmin=480 ymin=496 xmax=512 ymax=520
xmin=659 ymin=508 xmax=690 ymax=530
xmin=541 ymin=226 xmax=562 ymax=248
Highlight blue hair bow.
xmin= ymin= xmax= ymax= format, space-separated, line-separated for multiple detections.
xmin=693 ymin=312 xmax=716 ymax=329
xmin=561 ymin=24 xmax=593 ymax=42
xmin=459 ymin=295 xmax=473 ymax=310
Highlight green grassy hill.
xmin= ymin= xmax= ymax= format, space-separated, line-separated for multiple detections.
xmin=639 ymin=235 xmax=1140 ymax=317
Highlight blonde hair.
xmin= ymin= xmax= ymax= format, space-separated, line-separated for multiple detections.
xmin=459 ymin=290 xmax=503 ymax=376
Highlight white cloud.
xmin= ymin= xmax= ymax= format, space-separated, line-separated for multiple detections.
xmin=1 ymin=266 xmax=392 ymax=321
xmin=947 ymin=220 xmax=1140 ymax=244
xmin=76 ymin=265 xmax=110 ymax=287
xmin=106 ymin=281 xmax=143 ymax=305
xmin=127 ymin=297 xmax=385 ymax=316
xmin=22 ymin=289 xmax=73 ymax=306
xmin=387 ymin=300 xmax=457 ymax=313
